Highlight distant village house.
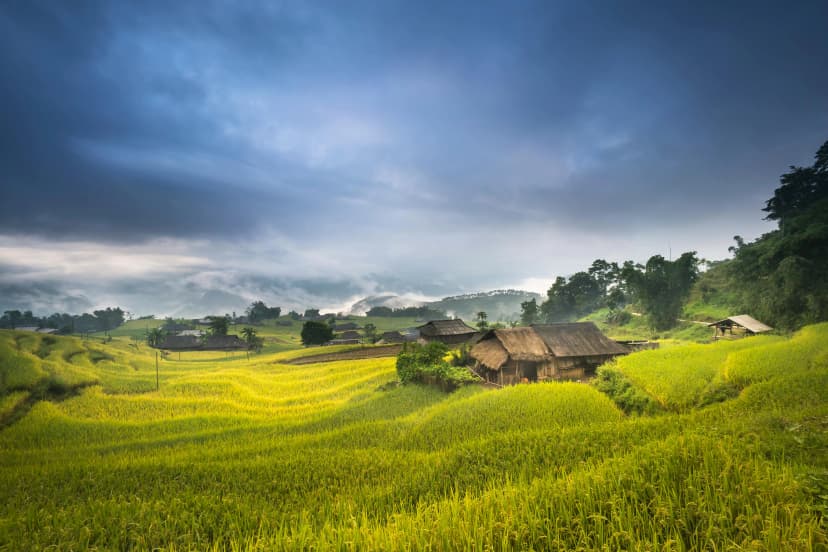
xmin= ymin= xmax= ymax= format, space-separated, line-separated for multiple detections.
xmin=417 ymin=319 xmax=477 ymax=345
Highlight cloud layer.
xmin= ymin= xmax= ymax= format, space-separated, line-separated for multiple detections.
xmin=1 ymin=1 xmax=826 ymax=315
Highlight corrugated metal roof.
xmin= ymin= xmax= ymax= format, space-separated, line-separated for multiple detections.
xmin=532 ymin=322 xmax=629 ymax=357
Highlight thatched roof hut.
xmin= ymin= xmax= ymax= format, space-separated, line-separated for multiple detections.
xmin=708 ymin=315 xmax=773 ymax=336
xmin=203 ymin=335 xmax=249 ymax=350
xmin=417 ymin=319 xmax=477 ymax=344
xmin=377 ymin=330 xmax=405 ymax=344
xmin=157 ymin=335 xmax=202 ymax=351
xmin=472 ymin=327 xmax=549 ymax=371
xmin=470 ymin=322 xmax=628 ymax=385
xmin=337 ymin=330 xmax=362 ymax=340
xmin=156 ymin=334 xmax=248 ymax=351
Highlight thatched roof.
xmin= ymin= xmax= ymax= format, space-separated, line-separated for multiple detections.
xmin=708 ymin=315 xmax=773 ymax=334
xmin=532 ymin=323 xmax=629 ymax=357
xmin=491 ymin=327 xmax=549 ymax=360
xmin=417 ymin=319 xmax=476 ymax=337
xmin=377 ymin=331 xmax=405 ymax=343
xmin=338 ymin=330 xmax=362 ymax=339
xmin=157 ymin=335 xmax=202 ymax=350
xmin=470 ymin=338 xmax=510 ymax=370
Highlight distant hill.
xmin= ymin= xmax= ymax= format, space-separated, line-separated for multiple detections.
xmin=427 ymin=290 xmax=541 ymax=322
xmin=349 ymin=289 xmax=541 ymax=322
xmin=348 ymin=294 xmax=424 ymax=315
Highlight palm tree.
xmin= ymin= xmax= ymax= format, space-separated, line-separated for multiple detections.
xmin=241 ymin=327 xmax=262 ymax=353
xmin=146 ymin=327 xmax=166 ymax=347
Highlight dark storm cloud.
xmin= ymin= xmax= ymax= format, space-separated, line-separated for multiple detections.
xmin=2 ymin=0 xmax=826 ymax=242
xmin=1 ymin=1 xmax=826 ymax=314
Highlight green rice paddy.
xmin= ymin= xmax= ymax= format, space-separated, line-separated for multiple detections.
xmin=0 ymin=324 xmax=826 ymax=550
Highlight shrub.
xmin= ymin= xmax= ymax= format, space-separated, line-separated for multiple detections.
xmin=396 ymin=342 xmax=477 ymax=389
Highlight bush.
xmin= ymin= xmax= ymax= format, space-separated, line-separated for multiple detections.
xmin=605 ymin=309 xmax=632 ymax=326
xmin=396 ymin=342 xmax=478 ymax=390
xmin=449 ymin=344 xmax=474 ymax=367
xmin=396 ymin=342 xmax=448 ymax=384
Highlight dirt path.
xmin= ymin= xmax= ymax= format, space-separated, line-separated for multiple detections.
xmin=282 ymin=345 xmax=403 ymax=365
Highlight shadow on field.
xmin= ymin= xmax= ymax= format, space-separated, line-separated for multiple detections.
xmin=0 ymin=380 xmax=97 ymax=431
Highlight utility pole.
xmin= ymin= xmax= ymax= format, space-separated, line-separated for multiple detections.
xmin=155 ymin=350 xmax=159 ymax=392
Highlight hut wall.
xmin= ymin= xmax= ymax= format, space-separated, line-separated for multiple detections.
xmin=544 ymin=354 xmax=618 ymax=380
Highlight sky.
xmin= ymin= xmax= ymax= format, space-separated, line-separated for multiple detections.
xmin=1 ymin=0 xmax=827 ymax=317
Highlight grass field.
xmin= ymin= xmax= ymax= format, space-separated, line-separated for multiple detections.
xmin=0 ymin=324 xmax=826 ymax=549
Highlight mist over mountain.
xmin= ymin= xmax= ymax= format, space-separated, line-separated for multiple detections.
xmin=347 ymin=289 xmax=541 ymax=322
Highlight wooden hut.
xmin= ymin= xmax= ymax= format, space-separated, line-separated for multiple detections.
xmin=471 ymin=327 xmax=551 ymax=385
xmin=708 ymin=315 xmax=772 ymax=337
xmin=156 ymin=335 xmax=202 ymax=351
xmin=156 ymin=334 xmax=248 ymax=351
xmin=532 ymin=323 xmax=629 ymax=380
xmin=203 ymin=335 xmax=249 ymax=351
xmin=470 ymin=322 xmax=629 ymax=385
xmin=417 ymin=319 xmax=477 ymax=345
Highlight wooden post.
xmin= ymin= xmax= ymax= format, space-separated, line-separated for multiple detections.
xmin=155 ymin=351 xmax=159 ymax=392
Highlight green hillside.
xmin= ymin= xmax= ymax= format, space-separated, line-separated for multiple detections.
xmin=427 ymin=289 xmax=542 ymax=322
xmin=0 ymin=325 xmax=826 ymax=549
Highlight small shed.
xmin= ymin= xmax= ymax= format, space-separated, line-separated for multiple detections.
xmin=417 ymin=319 xmax=477 ymax=345
xmin=708 ymin=315 xmax=773 ymax=337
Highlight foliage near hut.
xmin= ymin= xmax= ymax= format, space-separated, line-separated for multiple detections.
xmin=396 ymin=342 xmax=478 ymax=389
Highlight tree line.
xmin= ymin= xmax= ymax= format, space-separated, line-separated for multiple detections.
xmin=0 ymin=307 xmax=125 ymax=335
xmin=520 ymin=254 xmax=700 ymax=331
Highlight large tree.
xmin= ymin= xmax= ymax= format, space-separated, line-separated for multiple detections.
xmin=300 ymin=321 xmax=333 ymax=346
xmin=207 ymin=315 xmax=229 ymax=336
xmin=246 ymin=301 xmax=281 ymax=323
xmin=623 ymin=252 xmax=699 ymax=331
xmin=519 ymin=298 xmax=539 ymax=325
xmin=762 ymin=140 xmax=828 ymax=227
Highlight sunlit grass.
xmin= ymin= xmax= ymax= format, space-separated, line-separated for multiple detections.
xmin=0 ymin=325 xmax=826 ymax=550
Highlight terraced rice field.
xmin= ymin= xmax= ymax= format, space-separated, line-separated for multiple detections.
xmin=0 ymin=325 xmax=826 ymax=550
